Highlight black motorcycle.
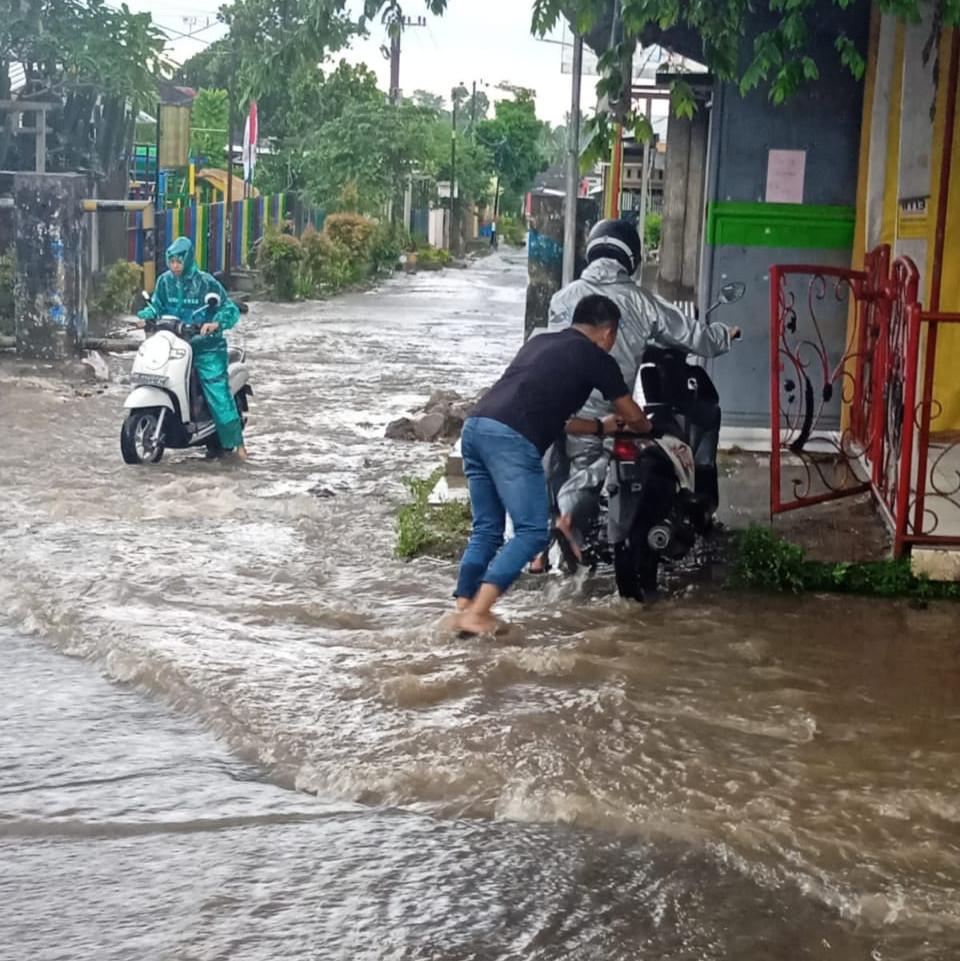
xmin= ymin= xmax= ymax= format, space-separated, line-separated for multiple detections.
xmin=546 ymin=283 xmax=745 ymax=601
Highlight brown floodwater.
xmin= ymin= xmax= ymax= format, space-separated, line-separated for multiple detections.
xmin=1 ymin=251 xmax=957 ymax=960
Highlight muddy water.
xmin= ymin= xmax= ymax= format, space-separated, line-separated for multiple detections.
xmin=1 ymin=252 xmax=958 ymax=960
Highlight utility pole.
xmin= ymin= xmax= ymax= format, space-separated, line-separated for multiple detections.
xmin=388 ymin=28 xmax=401 ymax=105
xmin=450 ymin=89 xmax=458 ymax=253
xmin=224 ymin=39 xmax=237 ymax=287
xmin=385 ymin=14 xmax=426 ymax=106
xmin=562 ymin=32 xmax=583 ymax=287
xmin=638 ymin=98 xmax=652 ymax=264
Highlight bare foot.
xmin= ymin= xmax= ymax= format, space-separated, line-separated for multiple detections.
xmin=555 ymin=514 xmax=582 ymax=561
xmin=455 ymin=610 xmax=500 ymax=636
xmin=529 ymin=553 xmax=547 ymax=574
xmin=235 ymin=445 xmax=248 ymax=461
xmin=455 ymin=596 xmax=471 ymax=612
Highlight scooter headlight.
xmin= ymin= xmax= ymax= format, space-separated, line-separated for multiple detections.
xmin=140 ymin=336 xmax=171 ymax=371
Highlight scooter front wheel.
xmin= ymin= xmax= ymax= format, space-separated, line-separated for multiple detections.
xmin=121 ymin=409 xmax=166 ymax=465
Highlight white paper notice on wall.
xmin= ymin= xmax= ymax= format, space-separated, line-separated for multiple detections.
xmin=766 ymin=149 xmax=806 ymax=204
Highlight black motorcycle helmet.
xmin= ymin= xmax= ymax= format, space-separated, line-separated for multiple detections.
xmin=585 ymin=219 xmax=643 ymax=274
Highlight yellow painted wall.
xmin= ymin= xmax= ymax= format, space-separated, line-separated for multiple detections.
xmin=858 ymin=13 xmax=960 ymax=433
xmin=930 ymin=29 xmax=960 ymax=433
xmin=881 ymin=23 xmax=906 ymax=248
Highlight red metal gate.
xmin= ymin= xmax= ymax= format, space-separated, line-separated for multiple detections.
xmin=771 ymin=245 xmax=960 ymax=555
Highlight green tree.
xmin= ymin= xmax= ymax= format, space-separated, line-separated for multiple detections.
xmin=296 ymin=99 xmax=437 ymax=213
xmin=220 ymin=0 xmax=355 ymax=102
xmin=539 ymin=122 xmax=568 ymax=168
xmin=476 ymin=92 xmax=549 ymax=215
xmin=426 ymin=115 xmax=494 ymax=209
xmin=412 ymin=89 xmax=446 ymax=112
xmin=190 ymin=89 xmax=229 ymax=166
xmin=0 ymin=0 xmax=167 ymax=172
xmin=175 ymin=39 xmax=233 ymax=92
xmin=253 ymin=60 xmax=386 ymax=195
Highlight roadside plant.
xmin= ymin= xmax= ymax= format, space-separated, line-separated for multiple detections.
xmin=416 ymin=246 xmax=453 ymax=270
xmin=497 ymin=216 xmax=527 ymax=247
xmin=370 ymin=222 xmax=410 ymax=274
xmin=395 ymin=466 xmax=472 ymax=560
xmin=0 ymin=251 xmax=15 ymax=334
xmin=644 ymin=213 xmax=662 ymax=252
xmin=729 ymin=525 xmax=960 ymax=600
xmin=300 ymin=226 xmax=356 ymax=291
xmin=256 ymin=229 xmax=304 ymax=300
xmin=323 ymin=213 xmax=377 ymax=263
xmin=88 ymin=260 xmax=143 ymax=320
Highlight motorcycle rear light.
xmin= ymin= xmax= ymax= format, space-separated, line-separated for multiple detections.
xmin=612 ymin=437 xmax=639 ymax=461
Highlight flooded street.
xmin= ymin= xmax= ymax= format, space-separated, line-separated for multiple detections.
xmin=1 ymin=251 xmax=958 ymax=960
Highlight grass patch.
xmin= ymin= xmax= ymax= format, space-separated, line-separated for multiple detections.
xmin=395 ymin=467 xmax=473 ymax=560
xmin=728 ymin=525 xmax=960 ymax=600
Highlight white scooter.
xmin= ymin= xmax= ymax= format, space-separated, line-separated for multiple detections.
xmin=121 ymin=291 xmax=252 ymax=465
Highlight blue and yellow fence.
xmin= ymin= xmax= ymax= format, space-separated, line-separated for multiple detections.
xmin=127 ymin=194 xmax=288 ymax=279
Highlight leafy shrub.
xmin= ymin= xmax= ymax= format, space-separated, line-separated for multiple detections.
xmin=728 ymin=525 xmax=807 ymax=593
xmin=644 ymin=213 xmax=662 ymax=251
xmin=256 ymin=229 xmax=304 ymax=301
xmin=395 ymin=467 xmax=472 ymax=560
xmin=0 ymin=251 xmax=14 ymax=334
xmin=323 ymin=213 xmax=376 ymax=263
xmin=89 ymin=260 xmax=143 ymax=319
xmin=497 ymin=215 xmax=527 ymax=247
xmin=370 ymin=221 xmax=410 ymax=274
xmin=416 ymin=246 xmax=452 ymax=270
xmin=300 ymin=226 xmax=357 ymax=291
xmin=728 ymin=524 xmax=960 ymax=600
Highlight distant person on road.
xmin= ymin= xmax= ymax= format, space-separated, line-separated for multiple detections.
xmin=490 ymin=220 xmax=498 ymax=250
xmin=453 ymin=294 xmax=651 ymax=637
xmin=137 ymin=236 xmax=247 ymax=460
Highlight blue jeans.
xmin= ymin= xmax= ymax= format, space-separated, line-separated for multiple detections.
xmin=455 ymin=417 xmax=550 ymax=599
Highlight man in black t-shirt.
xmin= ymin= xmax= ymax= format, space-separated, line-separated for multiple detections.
xmin=454 ymin=294 xmax=651 ymax=637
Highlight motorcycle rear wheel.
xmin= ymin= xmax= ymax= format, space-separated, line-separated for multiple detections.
xmin=613 ymin=536 xmax=660 ymax=602
xmin=121 ymin=409 xmax=165 ymax=465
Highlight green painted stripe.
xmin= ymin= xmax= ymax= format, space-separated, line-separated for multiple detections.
xmin=706 ymin=202 xmax=856 ymax=250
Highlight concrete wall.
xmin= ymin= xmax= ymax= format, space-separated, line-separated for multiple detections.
xmin=14 ymin=173 xmax=91 ymax=361
xmin=701 ymin=1 xmax=870 ymax=433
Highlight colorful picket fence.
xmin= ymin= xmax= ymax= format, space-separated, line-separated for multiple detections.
xmin=127 ymin=194 xmax=288 ymax=278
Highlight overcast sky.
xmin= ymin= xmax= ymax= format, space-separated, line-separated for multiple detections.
xmin=124 ymin=0 xmax=669 ymax=131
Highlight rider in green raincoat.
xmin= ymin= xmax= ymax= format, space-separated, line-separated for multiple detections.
xmin=138 ymin=237 xmax=247 ymax=459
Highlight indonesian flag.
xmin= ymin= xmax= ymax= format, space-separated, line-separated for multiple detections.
xmin=242 ymin=100 xmax=258 ymax=183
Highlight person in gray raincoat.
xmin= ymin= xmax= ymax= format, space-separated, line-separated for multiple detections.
xmin=544 ymin=218 xmax=740 ymax=556
xmin=137 ymin=236 xmax=247 ymax=460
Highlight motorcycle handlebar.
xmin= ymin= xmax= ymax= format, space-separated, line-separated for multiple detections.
xmin=137 ymin=318 xmax=206 ymax=337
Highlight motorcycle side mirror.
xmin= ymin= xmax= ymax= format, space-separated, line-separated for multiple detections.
xmin=704 ymin=281 xmax=746 ymax=321
xmin=205 ymin=293 xmax=221 ymax=308
xmin=718 ymin=282 xmax=746 ymax=305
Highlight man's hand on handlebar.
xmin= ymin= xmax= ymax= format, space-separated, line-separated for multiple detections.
xmin=200 ymin=321 xmax=220 ymax=336
xmin=612 ymin=395 xmax=652 ymax=435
